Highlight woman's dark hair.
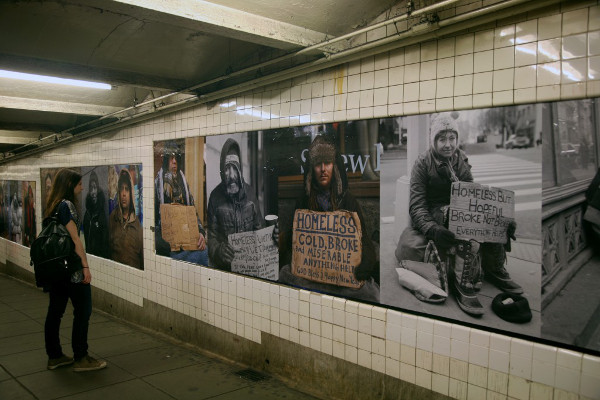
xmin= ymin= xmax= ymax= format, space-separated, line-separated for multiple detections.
xmin=45 ymin=168 xmax=81 ymax=218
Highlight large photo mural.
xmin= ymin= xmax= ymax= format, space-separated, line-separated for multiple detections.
xmin=41 ymin=165 xmax=143 ymax=270
xmin=380 ymin=107 xmax=542 ymax=340
xmin=0 ymin=180 xmax=36 ymax=246
xmin=31 ymin=98 xmax=600 ymax=354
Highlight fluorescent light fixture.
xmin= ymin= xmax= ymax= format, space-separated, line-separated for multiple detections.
xmin=0 ymin=69 xmax=111 ymax=90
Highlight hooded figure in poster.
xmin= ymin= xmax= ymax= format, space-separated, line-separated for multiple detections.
xmin=154 ymin=140 xmax=208 ymax=265
xmin=10 ymin=188 xmax=22 ymax=244
xmin=279 ymin=135 xmax=379 ymax=302
xmin=23 ymin=184 xmax=36 ymax=247
xmin=396 ymin=113 xmax=521 ymax=316
xmin=207 ymin=138 xmax=264 ymax=270
xmin=109 ymin=169 xmax=143 ymax=269
xmin=83 ymin=171 xmax=109 ymax=258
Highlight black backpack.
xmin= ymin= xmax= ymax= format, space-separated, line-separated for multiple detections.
xmin=30 ymin=214 xmax=80 ymax=287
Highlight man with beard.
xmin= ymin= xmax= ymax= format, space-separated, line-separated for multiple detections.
xmin=207 ymin=138 xmax=264 ymax=271
xmin=109 ymin=169 xmax=143 ymax=269
xmin=154 ymin=141 xmax=208 ymax=265
xmin=82 ymin=171 xmax=108 ymax=257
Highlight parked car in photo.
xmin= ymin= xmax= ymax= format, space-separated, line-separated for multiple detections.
xmin=504 ymin=134 xmax=531 ymax=149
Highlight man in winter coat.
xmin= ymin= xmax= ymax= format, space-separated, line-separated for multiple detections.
xmin=82 ymin=170 xmax=108 ymax=258
xmin=109 ymin=169 xmax=143 ymax=269
xmin=207 ymin=138 xmax=264 ymax=270
xmin=154 ymin=140 xmax=208 ymax=265
xmin=279 ymin=135 xmax=380 ymax=302
xmin=396 ymin=113 xmax=521 ymax=315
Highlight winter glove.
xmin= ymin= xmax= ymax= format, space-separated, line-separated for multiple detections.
xmin=427 ymin=225 xmax=456 ymax=249
xmin=507 ymin=220 xmax=517 ymax=241
xmin=354 ymin=262 xmax=372 ymax=281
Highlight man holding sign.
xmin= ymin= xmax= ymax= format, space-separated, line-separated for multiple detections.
xmin=396 ymin=113 xmax=520 ymax=316
xmin=207 ymin=138 xmax=266 ymax=271
xmin=280 ymin=135 xmax=379 ymax=302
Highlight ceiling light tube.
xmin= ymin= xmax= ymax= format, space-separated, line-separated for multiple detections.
xmin=0 ymin=70 xmax=111 ymax=90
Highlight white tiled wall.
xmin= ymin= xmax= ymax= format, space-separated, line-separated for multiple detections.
xmin=1 ymin=3 xmax=600 ymax=399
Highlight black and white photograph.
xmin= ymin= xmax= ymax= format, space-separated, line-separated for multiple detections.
xmin=540 ymin=98 xmax=600 ymax=353
xmin=263 ymin=122 xmax=382 ymax=301
xmin=380 ymin=107 xmax=543 ymax=338
xmin=205 ymin=132 xmax=278 ymax=279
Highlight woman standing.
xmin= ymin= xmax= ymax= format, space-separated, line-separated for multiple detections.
xmin=44 ymin=168 xmax=107 ymax=372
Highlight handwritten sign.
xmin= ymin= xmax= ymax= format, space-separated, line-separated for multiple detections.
xmin=160 ymin=203 xmax=200 ymax=251
xmin=229 ymin=226 xmax=279 ymax=281
xmin=448 ymin=182 xmax=514 ymax=243
xmin=291 ymin=209 xmax=363 ymax=289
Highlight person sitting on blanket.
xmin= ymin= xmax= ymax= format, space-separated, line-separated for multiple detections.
xmin=395 ymin=112 xmax=520 ymax=316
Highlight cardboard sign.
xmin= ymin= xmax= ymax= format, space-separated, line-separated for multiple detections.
xmin=229 ymin=226 xmax=279 ymax=281
xmin=291 ymin=209 xmax=363 ymax=288
xmin=448 ymin=182 xmax=515 ymax=243
xmin=160 ymin=203 xmax=200 ymax=251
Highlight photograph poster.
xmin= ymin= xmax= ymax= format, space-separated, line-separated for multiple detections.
xmin=379 ymin=107 xmax=542 ymax=338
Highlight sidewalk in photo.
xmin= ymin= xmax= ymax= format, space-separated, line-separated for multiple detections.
xmin=542 ymin=253 xmax=600 ymax=353
xmin=379 ymin=220 xmax=542 ymax=339
xmin=0 ymin=273 xmax=319 ymax=400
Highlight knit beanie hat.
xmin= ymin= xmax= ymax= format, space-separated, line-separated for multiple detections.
xmin=491 ymin=293 xmax=532 ymax=323
xmin=430 ymin=113 xmax=459 ymax=146
xmin=89 ymin=170 xmax=99 ymax=188
xmin=306 ymin=135 xmax=343 ymax=197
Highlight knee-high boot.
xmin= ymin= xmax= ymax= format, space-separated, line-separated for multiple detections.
xmin=450 ymin=240 xmax=484 ymax=316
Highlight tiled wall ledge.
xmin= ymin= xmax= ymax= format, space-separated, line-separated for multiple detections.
xmin=2 ymin=238 xmax=599 ymax=400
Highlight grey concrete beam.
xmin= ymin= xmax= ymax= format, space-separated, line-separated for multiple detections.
xmin=0 ymin=96 xmax=122 ymax=116
xmin=0 ymin=130 xmax=54 ymax=144
xmin=111 ymin=0 xmax=330 ymax=49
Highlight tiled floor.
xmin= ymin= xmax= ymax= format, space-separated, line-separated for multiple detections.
xmin=0 ymin=274 xmax=319 ymax=400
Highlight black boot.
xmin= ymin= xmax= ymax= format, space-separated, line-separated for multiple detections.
xmin=481 ymin=243 xmax=523 ymax=294
xmin=450 ymin=240 xmax=484 ymax=316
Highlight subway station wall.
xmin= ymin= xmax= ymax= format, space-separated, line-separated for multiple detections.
xmin=1 ymin=3 xmax=600 ymax=399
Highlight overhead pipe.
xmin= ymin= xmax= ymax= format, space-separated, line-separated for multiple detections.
xmin=155 ymin=0 xmax=560 ymax=110
xmin=2 ymin=0 xmax=556 ymax=164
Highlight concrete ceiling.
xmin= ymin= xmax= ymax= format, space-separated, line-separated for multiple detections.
xmin=0 ymin=0 xmax=403 ymax=156
xmin=0 ymin=0 xmax=556 ymax=159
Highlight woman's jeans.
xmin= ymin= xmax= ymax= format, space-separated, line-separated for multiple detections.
xmin=44 ymin=281 xmax=92 ymax=360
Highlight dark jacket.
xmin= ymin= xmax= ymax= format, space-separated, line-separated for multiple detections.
xmin=586 ymin=168 xmax=600 ymax=210
xmin=83 ymin=189 xmax=109 ymax=258
xmin=409 ymin=148 xmax=473 ymax=236
xmin=281 ymin=145 xmax=377 ymax=282
xmin=109 ymin=171 xmax=143 ymax=269
xmin=109 ymin=205 xmax=143 ymax=270
xmin=207 ymin=138 xmax=263 ymax=270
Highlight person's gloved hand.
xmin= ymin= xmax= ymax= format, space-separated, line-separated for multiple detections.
xmin=354 ymin=263 xmax=371 ymax=281
xmin=507 ymin=220 xmax=517 ymax=241
xmin=222 ymin=243 xmax=235 ymax=264
xmin=428 ymin=225 xmax=456 ymax=249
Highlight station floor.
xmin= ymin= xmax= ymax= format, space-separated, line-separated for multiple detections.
xmin=0 ymin=274 xmax=319 ymax=400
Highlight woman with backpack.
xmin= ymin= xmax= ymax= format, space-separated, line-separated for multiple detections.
xmin=44 ymin=168 xmax=107 ymax=372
